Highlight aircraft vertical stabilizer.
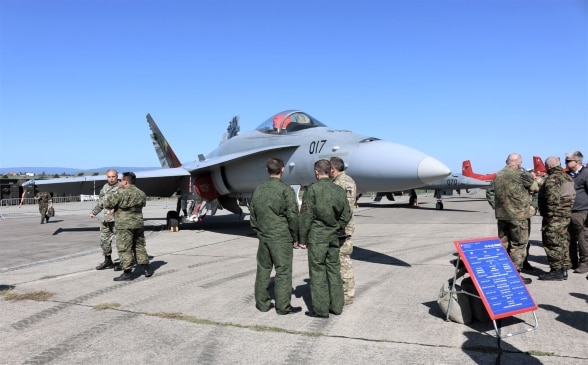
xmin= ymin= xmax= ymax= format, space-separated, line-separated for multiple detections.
xmin=147 ymin=113 xmax=182 ymax=168
xmin=221 ymin=116 xmax=240 ymax=142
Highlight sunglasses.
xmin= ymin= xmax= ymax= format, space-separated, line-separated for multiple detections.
xmin=565 ymin=160 xmax=576 ymax=163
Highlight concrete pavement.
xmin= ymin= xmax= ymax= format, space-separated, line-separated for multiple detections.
xmin=1 ymin=191 xmax=586 ymax=364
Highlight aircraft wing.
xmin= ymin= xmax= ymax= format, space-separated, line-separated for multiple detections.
xmin=25 ymin=144 xmax=299 ymax=198
xmin=182 ymin=144 xmax=299 ymax=172
xmin=25 ymin=167 xmax=190 ymax=197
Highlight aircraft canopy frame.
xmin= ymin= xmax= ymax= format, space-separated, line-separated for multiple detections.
xmin=256 ymin=110 xmax=326 ymax=134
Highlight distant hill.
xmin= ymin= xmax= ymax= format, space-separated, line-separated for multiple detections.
xmin=1 ymin=166 xmax=160 ymax=175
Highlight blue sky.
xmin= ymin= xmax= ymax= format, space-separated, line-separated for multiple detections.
xmin=1 ymin=0 xmax=586 ymax=174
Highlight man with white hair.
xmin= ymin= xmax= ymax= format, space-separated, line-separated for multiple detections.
xmin=564 ymin=151 xmax=588 ymax=276
xmin=487 ymin=153 xmax=539 ymax=284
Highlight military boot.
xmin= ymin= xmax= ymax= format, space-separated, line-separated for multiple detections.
xmin=142 ymin=264 xmax=153 ymax=278
xmin=539 ymin=269 xmax=564 ymax=281
xmin=113 ymin=270 xmax=133 ymax=281
xmin=96 ymin=256 xmax=114 ymax=270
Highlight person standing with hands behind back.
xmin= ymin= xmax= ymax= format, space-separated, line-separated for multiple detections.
xmin=250 ymin=157 xmax=302 ymax=315
xmin=300 ymin=159 xmax=351 ymax=318
xmin=105 ymin=172 xmax=152 ymax=281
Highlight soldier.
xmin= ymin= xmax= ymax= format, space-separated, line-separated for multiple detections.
xmin=250 ymin=157 xmax=301 ymax=315
xmin=300 ymin=159 xmax=351 ymax=318
xmin=487 ymin=153 xmax=538 ymax=284
xmin=105 ymin=172 xmax=152 ymax=281
xmin=34 ymin=188 xmax=52 ymax=224
xmin=329 ymin=157 xmax=357 ymax=305
xmin=565 ymin=151 xmax=588 ymax=274
xmin=538 ymin=156 xmax=576 ymax=281
xmin=91 ymin=169 xmax=121 ymax=270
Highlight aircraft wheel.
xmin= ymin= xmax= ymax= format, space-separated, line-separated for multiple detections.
xmin=436 ymin=202 xmax=444 ymax=210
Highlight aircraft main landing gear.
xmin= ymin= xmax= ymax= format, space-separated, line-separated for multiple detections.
xmin=436 ymin=200 xmax=444 ymax=210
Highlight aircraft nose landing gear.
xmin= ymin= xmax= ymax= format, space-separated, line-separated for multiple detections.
xmin=436 ymin=200 xmax=444 ymax=210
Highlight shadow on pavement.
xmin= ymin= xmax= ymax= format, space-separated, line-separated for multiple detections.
xmin=351 ymin=246 xmax=410 ymax=266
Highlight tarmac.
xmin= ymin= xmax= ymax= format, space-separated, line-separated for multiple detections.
xmin=0 ymin=191 xmax=586 ymax=365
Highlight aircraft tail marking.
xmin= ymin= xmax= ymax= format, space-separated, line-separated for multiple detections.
xmin=147 ymin=113 xmax=182 ymax=168
xmin=533 ymin=156 xmax=547 ymax=176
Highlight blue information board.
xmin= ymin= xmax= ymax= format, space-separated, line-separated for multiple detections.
xmin=454 ymin=237 xmax=537 ymax=320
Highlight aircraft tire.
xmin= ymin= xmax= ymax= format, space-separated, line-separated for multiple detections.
xmin=436 ymin=202 xmax=444 ymax=210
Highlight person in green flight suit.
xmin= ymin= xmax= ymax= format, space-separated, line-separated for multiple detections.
xmin=250 ymin=157 xmax=302 ymax=315
xmin=300 ymin=159 xmax=351 ymax=318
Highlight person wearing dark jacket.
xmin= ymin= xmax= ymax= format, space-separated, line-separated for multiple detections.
xmin=565 ymin=151 xmax=588 ymax=275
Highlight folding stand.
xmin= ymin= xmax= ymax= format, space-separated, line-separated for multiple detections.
xmin=447 ymin=237 xmax=539 ymax=338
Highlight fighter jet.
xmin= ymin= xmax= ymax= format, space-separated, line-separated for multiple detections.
xmin=373 ymin=172 xmax=491 ymax=210
xmin=26 ymin=110 xmax=451 ymax=218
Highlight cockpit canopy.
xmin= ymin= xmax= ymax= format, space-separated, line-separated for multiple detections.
xmin=256 ymin=110 xmax=327 ymax=134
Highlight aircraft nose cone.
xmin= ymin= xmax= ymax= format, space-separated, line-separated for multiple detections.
xmin=418 ymin=157 xmax=451 ymax=185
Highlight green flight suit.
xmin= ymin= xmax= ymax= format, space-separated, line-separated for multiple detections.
xmin=300 ymin=177 xmax=351 ymax=316
xmin=250 ymin=177 xmax=299 ymax=314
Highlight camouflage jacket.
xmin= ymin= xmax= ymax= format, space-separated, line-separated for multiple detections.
xmin=332 ymin=171 xmax=356 ymax=234
xmin=299 ymin=177 xmax=351 ymax=244
xmin=486 ymin=166 xmax=539 ymax=220
xmin=332 ymin=172 xmax=356 ymax=211
xmin=36 ymin=191 xmax=51 ymax=205
xmin=249 ymin=177 xmax=299 ymax=244
xmin=538 ymin=166 xmax=575 ymax=217
xmin=91 ymin=182 xmax=121 ymax=222
xmin=104 ymin=185 xmax=146 ymax=229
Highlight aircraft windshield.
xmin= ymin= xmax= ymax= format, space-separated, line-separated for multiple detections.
xmin=256 ymin=110 xmax=327 ymax=134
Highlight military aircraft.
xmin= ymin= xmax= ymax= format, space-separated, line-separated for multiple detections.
xmin=25 ymin=110 xmax=451 ymax=218
xmin=461 ymin=160 xmax=496 ymax=182
xmin=373 ymin=172 xmax=491 ymax=210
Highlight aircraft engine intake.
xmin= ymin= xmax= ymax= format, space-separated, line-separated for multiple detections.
xmin=194 ymin=174 xmax=219 ymax=201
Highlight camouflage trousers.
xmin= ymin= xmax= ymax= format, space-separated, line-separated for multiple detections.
xmin=38 ymin=203 xmax=48 ymax=221
xmin=497 ymin=219 xmax=529 ymax=271
xmin=541 ymin=216 xmax=571 ymax=270
xmin=116 ymin=227 xmax=149 ymax=271
xmin=99 ymin=221 xmax=116 ymax=256
xmin=339 ymin=238 xmax=355 ymax=300
xmin=308 ymin=240 xmax=344 ymax=317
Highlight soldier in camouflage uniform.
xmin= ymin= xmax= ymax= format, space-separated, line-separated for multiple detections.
xmin=250 ymin=157 xmax=301 ymax=315
xmin=105 ymin=172 xmax=152 ymax=281
xmin=487 ymin=153 xmax=538 ymax=284
xmin=330 ymin=157 xmax=356 ymax=305
xmin=91 ymin=169 xmax=121 ymax=270
xmin=537 ymin=156 xmax=576 ymax=281
xmin=34 ymin=189 xmax=52 ymax=224
xmin=300 ymin=159 xmax=351 ymax=318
